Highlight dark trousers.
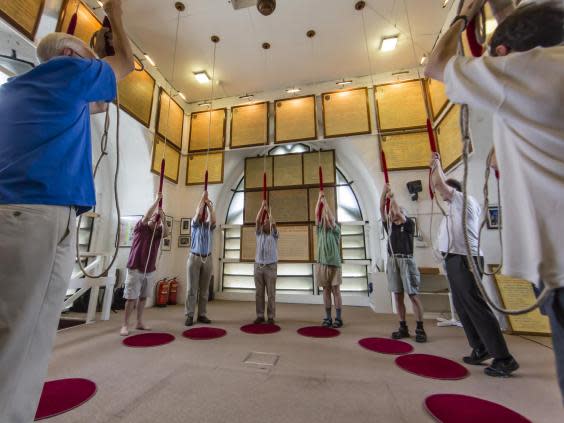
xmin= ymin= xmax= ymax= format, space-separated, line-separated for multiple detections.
xmin=445 ymin=254 xmax=510 ymax=359
xmin=540 ymin=285 xmax=564 ymax=404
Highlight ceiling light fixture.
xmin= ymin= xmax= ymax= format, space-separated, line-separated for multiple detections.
xmin=380 ymin=36 xmax=398 ymax=52
xmin=198 ymin=101 xmax=211 ymax=108
xmin=442 ymin=0 xmax=450 ymax=8
xmin=286 ymin=87 xmax=301 ymax=94
xmin=179 ymin=92 xmax=187 ymax=101
xmin=194 ymin=71 xmax=211 ymax=84
xmin=144 ymin=54 xmax=156 ymax=66
xmin=97 ymin=1 xmax=104 ymax=7
xmin=420 ymin=55 xmax=428 ymax=65
xmin=336 ymin=79 xmax=353 ymax=87
xmin=239 ymin=93 xmax=254 ymax=101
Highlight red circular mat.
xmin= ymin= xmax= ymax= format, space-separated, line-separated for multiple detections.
xmin=297 ymin=326 xmax=340 ymax=338
xmin=425 ymin=394 xmax=531 ymax=423
xmin=182 ymin=327 xmax=227 ymax=340
xmin=358 ymin=337 xmax=414 ymax=355
xmin=35 ymin=378 xmax=96 ymax=421
xmin=122 ymin=332 xmax=175 ymax=348
xmin=395 ymin=354 xmax=469 ymax=380
xmin=241 ymin=323 xmax=281 ymax=334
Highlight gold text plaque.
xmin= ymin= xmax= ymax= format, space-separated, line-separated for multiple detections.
xmin=151 ymin=135 xmax=180 ymax=184
xmin=240 ymin=225 xmax=258 ymax=262
xmin=273 ymin=154 xmax=303 ymax=187
xmin=381 ymin=131 xmax=432 ymax=171
xmin=322 ymin=88 xmax=371 ymax=138
xmin=186 ymin=152 xmax=224 ymax=186
xmin=437 ymin=104 xmax=463 ymax=171
xmin=117 ymin=58 xmax=155 ymax=127
xmin=57 ymin=0 xmax=101 ymax=45
xmin=157 ymin=89 xmax=184 ymax=150
xmin=230 ymin=102 xmax=268 ymax=148
xmin=269 ymin=189 xmax=309 ymax=223
xmin=189 ymin=108 xmax=226 ymax=152
xmin=275 ymin=95 xmax=316 ymax=143
xmin=245 ymin=156 xmax=273 ymax=190
xmin=303 ymin=151 xmax=335 ymax=186
xmin=308 ymin=187 xmax=336 ymax=222
xmin=375 ymin=80 xmax=427 ymax=131
xmin=277 ymin=225 xmax=310 ymax=261
xmin=244 ymin=191 xmax=264 ymax=225
xmin=0 ymin=0 xmax=45 ymax=40
xmin=426 ymin=78 xmax=449 ymax=120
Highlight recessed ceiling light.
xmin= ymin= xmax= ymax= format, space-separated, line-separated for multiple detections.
xmin=239 ymin=93 xmax=254 ymax=101
xmin=420 ymin=55 xmax=428 ymax=65
xmin=380 ymin=36 xmax=398 ymax=52
xmin=336 ymin=79 xmax=353 ymax=86
xmin=442 ymin=0 xmax=450 ymax=8
xmin=179 ymin=92 xmax=187 ymax=101
xmin=194 ymin=71 xmax=211 ymax=84
xmin=286 ymin=87 xmax=301 ymax=94
xmin=144 ymin=54 xmax=156 ymax=66
xmin=198 ymin=101 xmax=211 ymax=108
xmin=97 ymin=1 xmax=104 ymax=7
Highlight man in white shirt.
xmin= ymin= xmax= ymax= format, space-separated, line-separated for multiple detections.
xmin=431 ymin=154 xmax=518 ymax=377
xmin=425 ymin=0 xmax=563 ymax=398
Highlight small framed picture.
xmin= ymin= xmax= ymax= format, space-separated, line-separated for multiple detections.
xmin=118 ymin=215 xmax=142 ymax=247
xmin=410 ymin=216 xmax=419 ymax=238
xmin=487 ymin=206 xmax=500 ymax=229
xmin=161 ymin=237 xmax=172 ymax=251
xmin=178 ymin=235 xmax=191 ymax=248
xmin=165 ymin=215 xmax=173 ymax=232
xmin=180 ymin=218 xmax=191 ymax=235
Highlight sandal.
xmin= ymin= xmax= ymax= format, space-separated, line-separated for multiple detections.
xmin=322 ymin=317 xmax=333 ymax=327
xmin=333 ymin=318 xmax=343 ymax=328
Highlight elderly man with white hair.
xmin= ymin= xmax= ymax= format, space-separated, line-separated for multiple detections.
xmin=0 ymin=0 xmax=133 ymax=421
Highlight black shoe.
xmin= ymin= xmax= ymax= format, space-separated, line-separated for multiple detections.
xmin=392 ymin=326 xmax=409 ymax=339
xmin=267 ymin=318 xmax=275 ymax=325
xmin=485 ymin=356 xmax=519 ymax=377
xmin=322 ymin=317 xmax=333 ymax=327
xmin=254 ymin=317 xmax=265 ymax=324
xmin=332 ymin=318 xmax=343 ymax=328
xmin=463 ymin=348 xmax=493 ymax=365
xmin=184 ymin=316 xmax=194 ymax=327
xmin=415 ymin=328 xmax=427 ymax=343
xmin=197 ymin=315 xmax=212 ymax=324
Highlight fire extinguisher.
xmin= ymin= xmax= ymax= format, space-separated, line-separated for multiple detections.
xmin=168 ymin=277 xmax=178 ymax=305
xmin=155 ymin=279 xmax=169 ymax=307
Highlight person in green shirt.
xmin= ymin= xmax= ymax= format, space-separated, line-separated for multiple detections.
xmin=315 ymin=191 xmax=343 ymax=328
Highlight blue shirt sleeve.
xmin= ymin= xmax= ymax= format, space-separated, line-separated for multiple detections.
xmin=78 ymin=59 xmax=117 ymax=103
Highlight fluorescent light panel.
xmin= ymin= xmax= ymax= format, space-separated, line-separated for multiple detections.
xmin=380 ymin=36 xmax=398 ymax=52
xmin=144 ymin=54 xmax=156 ymax=66
xmin=286 ymin=87 xmax=301 ymax=94
xmin=336 ymin=79 xmax=353 ymax=86
xmin=194 ymin=71 xmax=211 ymax=84
xmin=179 ymin=92 xmax=187 ymax=101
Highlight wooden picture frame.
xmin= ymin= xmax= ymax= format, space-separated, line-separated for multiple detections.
xmin=180 ymin=218 xmax=191 ymax=235
xmin=161 ymin=236 xmax=172 ymax=251
xmin=274 ymin=95 xmax=317 ymax=144
xmin=435 ymin=104 xmax=472 ymax=172
xmin=0 ymin=0 xmax=45 ymax=41
xmin=322 ymin=87 xmax=371 ymax=138
xmin=244 ymin=156 xmax=273 ymax=190
xmin=230 ymin=102 xmax=269 ymax=149
xmin=374 ymin=79 xmax=428 ymax=132
xmin=151 ymin=135 xmax=181 ymax=184
xmin=302 ymin=150 xmax=336 ymax=186
xmin=56 ymin=0 xmax=101 ymax=45
xmin=379 ymin=130 xmax=433 ymax=171
xmin=425 ymin=78 xmax=450 ymax=121
xmin=156 ymin=88 xmax=184 ymax=151
xmin=188 ymin=108 xmax=227 ymax=152
xmin=178 ymin=235 xmax=191 ymax=248
xmin=487 ymin=206 xmax=500 ymax=229
xmin=117 ymin=57 xmax=155 ymax=127
xmin=185 ymin=151 xmax=224 ymax=186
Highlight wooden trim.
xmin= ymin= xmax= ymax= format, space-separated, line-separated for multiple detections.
xmin=150 ymin=134 xmax=180 ymax=184
xmin=424 ymin=78 xmax=450 ymax=121
xmin=321 ymin=87 xmax=372 ymax=138
xmin=188 ymin=107 xmax=227 ymax=153
xmin=184 ymin=151 xmax=225 ymax=186
xmin=1 ymin=0 xmax=46 ymax=41
xmin=377 ymin=130 xmax=434 ymax=172
xmin=274 ymin=94 xmax=318 ymax=144
xmin=155 ymin=87 xmax=185 ymax=151
xmin=229 ymin=101 xmax=269 ymax=149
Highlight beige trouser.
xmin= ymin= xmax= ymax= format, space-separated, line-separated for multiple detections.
xmin=185 ymin=254 xmax=213 ymax=317
xmin=254 ymin=263 xmax=277 ymax=320
xmin=0 ymin=205 xmax=76 ymax=423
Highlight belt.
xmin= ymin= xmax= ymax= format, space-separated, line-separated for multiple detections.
xmin=191 ymin=252 xmax=211 ymax=258
xmin=393 ymin=254 xmax=412 ymax=258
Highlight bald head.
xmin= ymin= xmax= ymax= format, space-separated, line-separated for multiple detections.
xmin=36 ymin=32 xmax=96 ymax=63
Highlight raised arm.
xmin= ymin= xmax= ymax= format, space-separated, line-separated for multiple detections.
xmin=315 ymin=191 xmax=324 ymax=226
xmin=159 ymin=209 xmax=169 ymax=238
xmin=194 ymin=191 xmax=207 ymax=222
xmin=389 ymin=194 xmax=407 ymax=224
xmin=101 ymin=0 xmax=134 ymax=81
xmin=142 ymin=193 xmax=161 ymax=224
xmin=255 ymin=200 xmax=267 ymax=229
xmin=429 ymin=153 xmax=454 ymax=201
xmin=206 ymin=198 xmax=217 ymax=226
xmin=323 ymin=197 xmax=336 ymax=228
xmin=380 ymin=183 xmax=391 ymax=218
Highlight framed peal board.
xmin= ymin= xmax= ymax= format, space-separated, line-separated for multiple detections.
xmin=117 ymin=58 xmax=155 ymax=127
xmin=308 ymin=187 xmax=336 ymax=222
xmin=245 ymin=156 xmax=273 ymax=190
xmin=436 ymin=104 xmax=471 ymax=171
xmin=380 ymin=131 xmax=433 ymax=171
xmin=275 ymin=95 xmax=317 ymax=143
xmin=156 ymin=88 xmax=184 ymax=151
xmin=492 ymin=270 xmax=551 ymax=336
xmin=230 ymin=102 xmax=268 ymax=148
xmin=269 ymin=189 xmax=309 ymax=223
xmin=244 ymin=190 xmax=265 ymax=225
xmin=273 ymin=153 xmax=303 ymax=187
xmin=57 ymin=0 xmax=101 ymax=45
xmin=185 ymin=151 xmax=224 ymax=186
xmin=426 ymin=78 xmax=449 ymax=120
xmin=151 ymin=135 xmax=181 ymax=184
xmin=0 ymin=0 xmax=45 ymax=41
xmin=277 ymin=225 xmax=310 ymax=262
xmin=322 ymin=87 xmax=371 ymax=138
xmin=375 ymin=79 xmax=428 ymax=132
xmin=240 ymin=225 xmax=258 ymax=262
xmin=189 ymin=108 xmax=227 ymax=152
xmin=303 ymin=150 xmax=336 ymax=186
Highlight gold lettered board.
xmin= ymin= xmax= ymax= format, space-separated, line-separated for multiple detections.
xmin=244 ymin=191 xmax=265 ymax=225
xmin=269 ymin=189 xmax=309 ymax=223
xmin=57 ymin=0 xmax=101 ymax=45
xmin=275 ymin=95 xmax=317 ymax=143
xmin=156 ymin=89 xmax=184 ymax=151
xmin=151 ymin=135 xmax=180 ymax=184
xmin=240 ymin=225 xmax=257 ymax=262
xmin=277 ymin=225 xmax=310 ymax=262
xmin=303 ymin=151 xmax=336 ymax=186
xmin=375 ymin=80 xmax=428 ymax=131
xmin=117 ymin=58 xmax=155 ymax=127
xmin=380 ymin=131 xmax=433 ymax=171
xmin=245 ymin=156 xmax=273 ymax=190
xmin=273 ymin=154 xmax=303 ymax=187
xmin=436 ymin=104 xmax=465 ymax=171
xmin=185 ymin=152 xmax=224 ymax=186
xmin=494 ymin=273 xmax=551 ymax=335
xmin=189 ymin=108 xmax=227 ymax=152
xmin=308 ymin=187 xmax=336 ymax=222
xmin=230 ymin=102 xmax=268 ymax=148
xmin=0 ymin=0 xmax=45 ymax=40
xmin=426 ymin=78 xmax=449 ymax=120
xmin=322 ymin=88 xmax=371 ymax=138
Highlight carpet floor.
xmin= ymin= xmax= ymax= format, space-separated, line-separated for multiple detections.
xmin=44 ymin=301 xmax=561 ymax=423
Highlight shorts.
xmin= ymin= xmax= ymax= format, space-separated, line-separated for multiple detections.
xmin=316 ymin=264 xmax=342 ymax=289
xmin=123 ymin=269 xmax=156 ymax=300
xmin=386 ymin=256 xmax=420 ymax=295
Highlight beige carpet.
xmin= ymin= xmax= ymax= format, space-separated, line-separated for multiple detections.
xmin=46 ymin=301 xmax=561 ymax=423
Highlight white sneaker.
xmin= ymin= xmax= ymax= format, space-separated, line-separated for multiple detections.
xmin=120 ymin=326 xmax=129 ymax=336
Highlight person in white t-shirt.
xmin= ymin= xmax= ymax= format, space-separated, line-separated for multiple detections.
xmin=425 ymin=0 xmax=563 ymax=398
xmin=430 ymin=153 xmax=518 ymax=377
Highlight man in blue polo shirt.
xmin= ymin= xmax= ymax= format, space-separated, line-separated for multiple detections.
xmin=0 ymin=1 xmax=134 ymax=421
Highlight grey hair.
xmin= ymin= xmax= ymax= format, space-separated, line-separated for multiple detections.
xmin=36 ymin=32 xmax=89 ymax=63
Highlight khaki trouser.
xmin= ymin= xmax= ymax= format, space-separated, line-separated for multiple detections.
xmin=0 ymin=205 xmax=76 ymax=423
xmin=254 ymin=263 xmax=277 ymax=320
xmin=185 ymin=254 xmax=213 ymax=317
